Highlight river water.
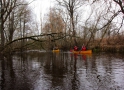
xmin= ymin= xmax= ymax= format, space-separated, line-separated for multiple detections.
xmin=0 ymin=51 xmax=124 ymax=90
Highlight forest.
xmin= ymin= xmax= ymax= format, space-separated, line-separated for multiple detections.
xmin=0 ymin=0 xmax=124 ymax=54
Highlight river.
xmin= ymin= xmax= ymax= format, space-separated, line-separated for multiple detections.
xmin=0 ymin=51 xmax=124 ymax=90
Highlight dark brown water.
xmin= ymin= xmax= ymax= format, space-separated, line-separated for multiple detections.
xmin=0 ymin=51 xmax=124 ymax=90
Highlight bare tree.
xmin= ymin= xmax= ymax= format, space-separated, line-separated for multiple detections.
xmin=42 ymin=7 xmax=65 ymax=49
xmin=113 ymin=0 xmax=124 ymax=14
xmin=56 ymin=0 xmax=84 ymax=45
xmin=92 ymin=0 xmax=124 ymax=45
xmin=0 ymin=0 xmax=17 ymax=49
xmin=0 ymin=0 xmax=35 ymax=53
xmin=43 ymin=8 xmax=64 ymax=33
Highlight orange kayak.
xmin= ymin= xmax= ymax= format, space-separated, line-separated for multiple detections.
xmin=53 ymin=49 xmax=60 ymax=52
xmin=71 ymin=50 xmax=92 ymax=54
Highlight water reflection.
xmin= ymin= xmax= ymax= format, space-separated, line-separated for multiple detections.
xmin=0 ymin=52 xmax=124 ymax=90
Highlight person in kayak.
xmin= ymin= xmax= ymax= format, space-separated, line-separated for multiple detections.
xmin=81 ymin=45 xmax=86 ymax=51
xmin=74 ymin=46 xmax=78 ymax=51
xmin=53 ymin=46 xmax=59 ymax=50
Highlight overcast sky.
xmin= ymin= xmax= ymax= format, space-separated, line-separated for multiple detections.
xmin=28 ymin=0 xmax=55 ymax=22
xmin=27 ymin=0 xmax=124 ymax=32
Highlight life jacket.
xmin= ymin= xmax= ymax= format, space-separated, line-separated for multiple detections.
xmin=82 ymin=46 xmax=86 ymax=51
xmin=74 ymin=46 xmax=78 ymax=51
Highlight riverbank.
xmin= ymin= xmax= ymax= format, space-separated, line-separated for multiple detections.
xmin=92 ymin=45 xmax=124 ymax=53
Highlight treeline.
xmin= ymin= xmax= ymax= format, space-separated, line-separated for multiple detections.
xmin=0 ymin=0 xmax=39 ymax=53
xmin=0 ymin=0 xmax=124 ymax=54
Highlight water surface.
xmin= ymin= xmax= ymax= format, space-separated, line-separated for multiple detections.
xmin=0 ymin=51 xmax=124 ymax=90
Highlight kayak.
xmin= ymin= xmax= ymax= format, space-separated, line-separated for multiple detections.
xmin=71 ymin=50 xmax=92 ymax=54
xmin=53 ymin=49 xmax=60 ymax=52
xmin=80 ymin=50 xmax=92 ymax=54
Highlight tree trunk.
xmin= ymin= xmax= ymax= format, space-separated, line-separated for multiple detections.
xmin=9 ymin=12 xmax=14 ymax=42
xmin=0 ymin=8 xmax=5 ymax=50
